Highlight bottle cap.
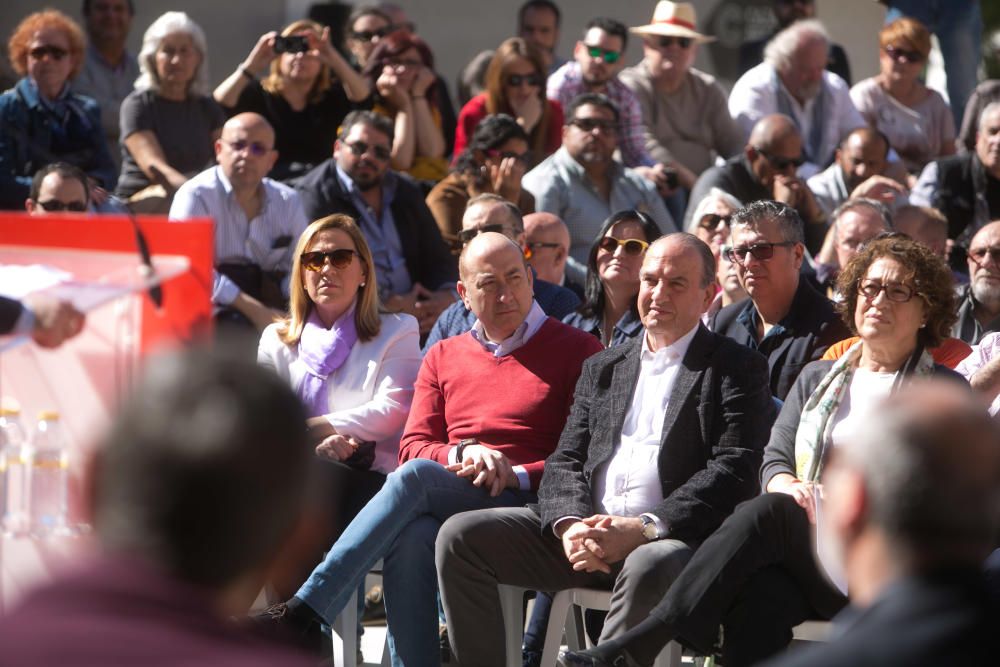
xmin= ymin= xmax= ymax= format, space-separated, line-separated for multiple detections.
xmin=37 ymin=410 xmax=60 ymax=421
xmin=0 ymin=407 xmax=21 ymax=416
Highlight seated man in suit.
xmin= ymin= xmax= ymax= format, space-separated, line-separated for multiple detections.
xmin=762 ymin=380 xmax=1000 ymax=666
xmin=423 ymin=194 xmax=580 ymax=350
xmin=712 ymin=200 xmax=850 ymax=400
xmin=257 ymin=232 xmax=602 ymax=666
xmin=437 ymin=233 xmax=776 ymax=666
xmin=293 ymin=110 xmax=457 ymax=334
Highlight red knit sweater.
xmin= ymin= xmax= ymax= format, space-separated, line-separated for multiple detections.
xmin=399 ymin=318 xmax=603 ymax=490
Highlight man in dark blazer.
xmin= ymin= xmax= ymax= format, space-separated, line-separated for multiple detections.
xmin=0 ymin=294 xmax=84 ymax=347
xmin=712 ymin=200 xmax=850 ymax=401
xmin=436 ymin=233 xmax=776 ymax=666
xmin=292 ymin=111 xmax=457 ymax=334
xmin=761 ymin=381 xmax=1000 ymax=667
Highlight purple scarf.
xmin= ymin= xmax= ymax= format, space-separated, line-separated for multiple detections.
xmin=296 ymin=303 xmax=359 ymax=417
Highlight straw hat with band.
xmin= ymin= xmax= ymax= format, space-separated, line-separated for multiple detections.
xmin=629 ymin=1 xmax=716 ymax=44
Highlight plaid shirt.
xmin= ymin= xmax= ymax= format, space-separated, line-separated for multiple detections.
xmin=547 ymin=61 xmax=656 ymax=169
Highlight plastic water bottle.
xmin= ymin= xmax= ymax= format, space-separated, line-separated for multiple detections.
xmin=29 ymin=411 xmax=69 ymax=537
xmin=1 ymin=407 xmax=30 ymax=536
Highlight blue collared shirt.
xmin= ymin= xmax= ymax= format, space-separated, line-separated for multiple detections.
xmin=168 ymin=165 xmax=309 ymax=305
xmin=334 ymin=165 xmax=412 ymax=299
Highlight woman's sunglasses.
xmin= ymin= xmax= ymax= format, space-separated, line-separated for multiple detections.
xmin=598 ymin=236 xmax=649 ymax=255
xmin=506 ymin=73 xmax=544 ymax=87
xmin=301 ymin=249 xmax=359 ymax=271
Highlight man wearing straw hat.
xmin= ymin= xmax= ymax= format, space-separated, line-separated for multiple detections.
xmin=619 ymin=2 xmax=743 ymax=192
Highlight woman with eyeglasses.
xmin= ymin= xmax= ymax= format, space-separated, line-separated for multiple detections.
xmin=0 ymin=9 xmax=117 ymax=210
xmin=453 ymin=38 xmax=564 ymax=167
xmin=850 ymin=17 xmax=955 ymax=177
xmin=687 ymin=189 xmax=748 ymax=322
xmin=257 ymin=213 xmax=421 ymax=598
xmin=213 ymin=19 xmax=371 ymax=182
xmin=115 ymin=12 xmax=225 ymax=210
xmin=563 ymin=210 xmax=663 ymax=348
xmin=427 ymin=114 xmax=535 ymax=251
xmin=360 ymin=30 xmax=447 ymax=181
xmin=344 ymin=5 xmax=394 ymax=70
xmin=559 ymin=235 xmax=966 ymax=667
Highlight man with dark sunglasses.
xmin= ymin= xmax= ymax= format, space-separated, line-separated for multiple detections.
xmin=620 ymin=2 xmax=743 ymax=192
xmin=547 ymin=17 xmax=672 ymax=192
xmin=293 ymin=110 xmax=457 ymax=335
xmin=712 ymin=200 xmax=850 ymax=400
xmin=687 ymin=115 xmax=828 ymax=254
xmin=24 ymin=162 xmax=90 ymax=215
xmin=951 ymin=220 xmax=1000 ymax=345
xmin=523 ymin=93 xmax=674 ymax=279
xmin=170 ymin=113 xmax=308 ymax=332
xmin=729 ymin=20 xmax=865 ymax=179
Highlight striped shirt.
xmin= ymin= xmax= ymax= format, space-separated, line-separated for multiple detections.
xmin=169 ymin=165 xmax=309 ymax=305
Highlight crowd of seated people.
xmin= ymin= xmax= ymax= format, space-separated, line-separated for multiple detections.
xmin=4 ymin=1 xmax=1000 ymax=666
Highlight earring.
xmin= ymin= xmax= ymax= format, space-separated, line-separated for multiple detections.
xmin=360 ymin=282 xmax=366 ymax=287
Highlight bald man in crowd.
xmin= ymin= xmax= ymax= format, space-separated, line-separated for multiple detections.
xmin=170 ymin=112 xmax=308 ymax=331
xmin=524 ymin=212 xmax=581 ymax=297
xmin=686 ymin=114 xmax=827 ymax=253
xmin=894 ymin=205 xmax=949 ymax=260
xmin=814 ymin=199 xmax=892 ymax=295
xmin=807 ymin=128 xmax=904 ymax=216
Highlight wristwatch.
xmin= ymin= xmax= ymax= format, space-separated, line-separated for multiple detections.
xmin=455 ymin=438 xmax=478 ymax=462
xmin=640 ymin=515 xmax=659 ymax=541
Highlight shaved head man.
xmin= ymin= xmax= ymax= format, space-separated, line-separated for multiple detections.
xmin=808 ymin=128 xmax=899 ymax=216
xmin=524 ymin=212 xmax=571 ymax=286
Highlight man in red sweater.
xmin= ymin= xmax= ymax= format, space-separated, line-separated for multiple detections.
xmin=260 ymin=232 xmax=602 ymax=666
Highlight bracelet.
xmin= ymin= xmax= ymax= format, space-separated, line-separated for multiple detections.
xmin=239 ymin=66 xmax=256 ymax=82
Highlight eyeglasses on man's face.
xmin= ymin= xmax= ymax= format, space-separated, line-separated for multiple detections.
xmin=753 ymin=146 xmax=805 ymax=171
xmin=584 ymin=44 xmax=621 ymax=64
xmin=345 ymin=141 xmax=392 ymax=162
xmin=726 ymin=241 xmax=796 ymax=264
xmin=458 ymin=223 xmax=516 ymax=245
xmin=36 ymin=199 xmax=87 ymax=212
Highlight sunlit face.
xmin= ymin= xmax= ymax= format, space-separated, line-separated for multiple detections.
xmin=215 ymin=119 xmax=277 ymax=190
xmin=638 ymin=239 xmax=715 ymax=343
xmin=334 ymin=122 xmax=392 ymax=191
xmin=596 ymin=220 xmax=647 ymax=294
xmin=729 ymin=218 xmax=804 ymax=301
xmin=976 ymin=107 xmax=1000 ymax=174
xmin=384 ymin=46 xmax=424 ymax=90
xmin=155 ymin=31 xmax=201 ymax=90
xmin=575 ymin=28 xmax=624 ymax=88
xmin=303 ymin=228 xmax=367 ymax=324
xmin=519 ymin=6 xmax=559 ymax=54
xmin=779 ymin=36 xmax=827 ymax=101
xmin=26 ymin=172 xmax=88 ymax=216
xmin=641 ymin=34 xmax=697 ymax=80
xmin=967 ymin=222 xmax=1000 ymax=307
xmin=85 ymin=0 xmax=132 ymax=44
xmin=563 ymin=103 xmax=618 ymax=166
xmin=458 ymin=238 xmax=534 ymax=341
xmin=278 ymin=29 xmax=321 ymax=84
xmin=853 ymin=257 xmax=926 ymax=348
xmin=694 ymin=199 xmax=735 ymax=259
xmin=748 ymin=133 xmax=803 ymax=188
xmin=483 ymin=136 xmax=530 ymax=179
xmin=717 ymin=247 xmax=745 ymax=302
xmin=502 ymin=56 xmax=542 ymax=108
xmin=837 ymin=134 xmax=888 ymax=191
xmin=879 ymin=40 xmax=926 ymax=87
xmin=347 ymin=13 xmax=391 ymax=67
xmin=834 ymin=210 xmax=885 ymax=268
xmin=26 ymin=27 xmax=75 ymax=98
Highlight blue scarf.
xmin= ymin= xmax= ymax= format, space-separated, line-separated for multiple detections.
xmin=296 ymin=302 xmax=359 ymax=417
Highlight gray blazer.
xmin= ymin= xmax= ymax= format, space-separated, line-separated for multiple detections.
xmin=537 ymin=324 xmax=776 ymax=543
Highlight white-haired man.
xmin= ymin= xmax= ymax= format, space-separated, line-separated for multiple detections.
xmin=728 ymin=20 xmax=865 ymax=178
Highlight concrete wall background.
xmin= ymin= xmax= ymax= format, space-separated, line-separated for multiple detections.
xmin=2 ymin=0 xmax=887 ymax=100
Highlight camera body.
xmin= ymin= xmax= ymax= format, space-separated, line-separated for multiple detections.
xmin=273 ymin=35 xmax=309 ymax=54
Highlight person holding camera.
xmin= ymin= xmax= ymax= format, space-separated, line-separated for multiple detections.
xmin=523 ymin=93 xmax=675 ymax=279
xmin=214 ymin=19 xmax=371 ymax=182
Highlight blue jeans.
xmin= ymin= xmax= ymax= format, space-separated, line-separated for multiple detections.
xmin=886 ymin=0 xmax=982 ymax=127
xmin=296 ymin=458 xmax=535 ymax=667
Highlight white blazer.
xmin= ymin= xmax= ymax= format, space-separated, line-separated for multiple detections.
xmin=258 ymin=312 xmax=421 ymax=474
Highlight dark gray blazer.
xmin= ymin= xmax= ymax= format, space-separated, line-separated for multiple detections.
xmin=537 ymin=324 xmax=776 ymax=543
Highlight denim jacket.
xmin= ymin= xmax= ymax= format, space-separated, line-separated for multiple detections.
xmin=0 ymin=78 xmax=117 ymax=208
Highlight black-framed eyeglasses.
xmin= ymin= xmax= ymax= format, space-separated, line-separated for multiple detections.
xmin=753 ymin=146 xmax=805 ymax=171
xmin=224 ymin=139 xmax=272 ymax=157
xmin=884 ymin=45 xmax=924 ymax=64
xmin=857 ymin=279 xmax=916 ymax=303
xmin=570 ymin=118 xmax=618 ymax=134
xmin=29 ymin=45 xmax=68 ymax=61
xmin=36 ymin=199 xmax=87 ymax=212
xmin=726 ymin=241 xmax=796 ymax=264
xmin=345 ymin=140 xmax=392 ymax=162
xmin=301 ymin=249 xmax=359 ymax=272
xmin=654 ymin=36 xmax=692 ymax=49
xmin=458 ymin=223 xmax=511 ymax=244
xmin=584 ymin=44 xmax=621 ymax=64
xmin=598 ymin=236 xmax=649 ymax=256
xmin=506 ymin=73 xmax=544 ymax=87
xmin=524 ymin=241 xmax=561 ymax=260
xmin=698 ymin=213 xmax=731 ymax=230
xmin=968 ymin=246 xmax=1000 ymax=266
xmin=486 ymin=148 xmax=531 ymax=164
xmin=351 ymin=27 xmax=392 ymax=42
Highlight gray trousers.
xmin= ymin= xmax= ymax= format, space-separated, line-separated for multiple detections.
xmin=436 ymin=507 xmax=693 ymax=667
